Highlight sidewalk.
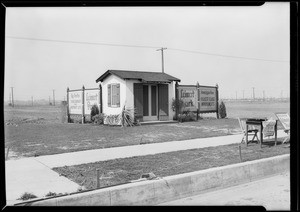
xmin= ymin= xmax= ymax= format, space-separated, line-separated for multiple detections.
xmin=5 ymin=130 xmax=288 ymax=205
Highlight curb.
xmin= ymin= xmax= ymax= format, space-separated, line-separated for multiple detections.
xmin=16 ymin=154 xmax=289 ymax=206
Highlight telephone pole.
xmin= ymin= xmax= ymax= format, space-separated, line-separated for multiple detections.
xmin=11 ymin=87 xmax=14 ymax=107
xmin=156 ymin=47 xmax=167 ymax=73
xmin=53 ymin=90 xmax=55 ymax=106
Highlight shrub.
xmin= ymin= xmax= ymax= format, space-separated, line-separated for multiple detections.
xmin=119 ymin=105 xmax=135 ymax=127
xmin=219 ymin=101 xmax=227 ymax=118
xmin=172 ymin=98 xmax=185 ymax=120
xmin=45 ymin=191 xmax=57 ymax=197
xmin=90 ymin=104 xmax=99 ymax=121
xmin=105 ymin=115 xmax=120 ymax=126
xmin=93 ymin=113 xmax=105 ymax=125
xmin=18 ymin=192 xmax=38 ymax=201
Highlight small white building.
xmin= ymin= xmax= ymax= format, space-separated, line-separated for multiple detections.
xmin=96 ymin=70 xmax=181 ymax=123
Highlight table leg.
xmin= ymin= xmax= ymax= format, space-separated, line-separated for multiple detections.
xmin=246 ymin=124 xmax=248 ymax=146
xmin=260 ymin=124 xmax=263 ymax=148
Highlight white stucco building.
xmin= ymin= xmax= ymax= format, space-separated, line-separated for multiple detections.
xmin=96 ymin=70 xmax=181 ymax=124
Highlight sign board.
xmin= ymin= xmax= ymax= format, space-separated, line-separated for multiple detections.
xmin=199 ymin=87 xmax=217 ymax=112
xmin=178 ymin=86 xmax=198 ymax=111
xmin=84 ymin=89 xmax=100 ymax=115
xmin=68 ymin=91 xmax=82 ymax=114
xmin=275 ymin=113 xmax=290 ymax=129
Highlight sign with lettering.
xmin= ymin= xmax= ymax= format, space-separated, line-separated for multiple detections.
xmin=199 ymin=87 xmax=217 ymax=111
xmin=275 ymin=113 xmax=290 ymax=129
xmin=84 ymin=90 xmax=100 ymax=115
xmin=178 ymin=86 xmax=198 ymax=111
xmin=69 ymin=91 xmax=82 ymax=114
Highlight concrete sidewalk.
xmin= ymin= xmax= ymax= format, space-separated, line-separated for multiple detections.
xmin=5 ymin=130 xmax=288 ymax=205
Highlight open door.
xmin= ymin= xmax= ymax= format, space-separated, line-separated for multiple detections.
xmin=158 ymin=84 xmax=169 ymax=121
xmin=134 ymin=83 xmax=143 ymax=122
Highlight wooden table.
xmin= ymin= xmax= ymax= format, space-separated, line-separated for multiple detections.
xmin=246 ymin=118 xmax=278 ymax=148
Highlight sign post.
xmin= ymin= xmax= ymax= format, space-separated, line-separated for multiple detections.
xmin=67 ymin=87 xmax=70 ymax=123
xmin=82 ymin=85 xmax=85 ymax=124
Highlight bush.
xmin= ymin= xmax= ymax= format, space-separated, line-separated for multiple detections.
xmin=18 ymin=192 xmax=38 ymax=201
xmin=172 ymin=98 xmax=185 ymax=120
xmin=219 ymin=101 xmax=227 ymax=118
xmin=45 ymin=191 xmax=57 ymax=197
xmin=119 ymin=105 xmax=135 ymax=127
xmin=105 ymin=115 xmax=120 ymax=126
xmin=90 ymin=104 xmax=99 ymax=121
xmin=93 ymin=113 xmax=105 ymax=125
xmin=178 ymin=110 xmax=196 ymax=122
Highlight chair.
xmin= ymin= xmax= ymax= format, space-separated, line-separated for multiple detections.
xmin=275 ymin=112 xmax=290 ymax=144
xmin=238 ymin=118 xmax=259 ymax=144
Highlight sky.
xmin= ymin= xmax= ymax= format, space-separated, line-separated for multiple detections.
xmin=4 ymin=2 xmax=290 ymax=102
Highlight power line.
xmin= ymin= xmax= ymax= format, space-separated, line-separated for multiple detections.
xmin=6 ymin=36 xmax=289 ymax=63
xmin=6 ymin=36 xmax=160 ymax=49
xmin=168 ymin=48 xmax=289 ymax=63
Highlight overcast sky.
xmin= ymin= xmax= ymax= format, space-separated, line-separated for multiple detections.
xmin=4 ymin=2 xmax=290 ymax=101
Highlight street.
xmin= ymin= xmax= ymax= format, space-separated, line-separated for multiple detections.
xmin=160 ymin=171 xmax=290 ymax=210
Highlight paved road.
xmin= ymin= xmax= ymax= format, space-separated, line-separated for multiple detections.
xmin=160 ymin=172 xmax=290 ymax=210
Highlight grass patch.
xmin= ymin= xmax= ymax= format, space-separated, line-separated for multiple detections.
xmin=53 ymin=138 xmax=290 ymax=190
xmin=4 ymin=102 xmax=289 ymax=159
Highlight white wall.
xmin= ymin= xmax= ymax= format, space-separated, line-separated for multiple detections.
xmin=101 ymin=74 xmax=126 ymax=116
xmin=168 ymin=82 xmax=175 ymax=120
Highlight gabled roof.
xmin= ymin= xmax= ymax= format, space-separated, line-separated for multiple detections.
xmin=96 ymin=70 xmax=181 ymax=83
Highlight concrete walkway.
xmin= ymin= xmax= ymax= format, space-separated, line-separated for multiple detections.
xmin=161 ymin=171 xmax=290 ymax=210
xmin=5 ymin=130 xmax=288 ymax=205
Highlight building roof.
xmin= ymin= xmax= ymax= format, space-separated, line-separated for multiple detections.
xmin=96 ymin=70 xmax=181 ymax=83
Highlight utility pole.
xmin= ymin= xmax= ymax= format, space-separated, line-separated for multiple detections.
xmin=156 ymin=47 xmax=167 ymax=73
xmin=252 ymin=87 xmax=255 ymax=100
xmin=53 ymin=90 xmax=55 ymax=106
xmin=11 ymin=87 xmax=14 ymax=107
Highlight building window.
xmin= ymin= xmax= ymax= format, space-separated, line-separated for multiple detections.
xmin=108 ymin=83 xmax=120 ymax=107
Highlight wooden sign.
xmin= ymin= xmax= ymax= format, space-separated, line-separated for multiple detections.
xmin=177 ymin=86 xmax=198 ymax=111
xmin=84 ymin=89 xmax=100 ymax=115
xmin=276 ymin=113 xmax=290 ymax=129
xmin=198 ymin=87 xmax=217 ymax=112
xmin=68 ymin=90 xmax=83 ymax=115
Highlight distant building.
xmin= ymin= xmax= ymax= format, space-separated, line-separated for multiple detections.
xmin=96 ymin=70 xmax=181 ymax=123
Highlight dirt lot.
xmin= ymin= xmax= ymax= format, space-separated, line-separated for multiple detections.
xmin=4 ymin=101 xmax=289 ymax=159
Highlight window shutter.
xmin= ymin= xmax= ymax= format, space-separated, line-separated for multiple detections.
xmin=108 ymin=84 xmax=111 ymax=107
xmin=116 ymin=84 xmax=120 ymax=107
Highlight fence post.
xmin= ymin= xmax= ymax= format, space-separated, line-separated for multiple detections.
xmin=99 ymin=84 xmax=102 ymax=114
xmin=216 ymin=83 xmax=219 ymax=119
xmin=82 ymin=85 xmax=85 ymax=124
xmin=196 ymin=82 xmax=200 ymax=120
xmin=175 ymin=81 xmax=179 ymax=120
xmin=67 ymin=87 xmax=70 ymax=123
xmin=96 ymin=169 xmax=100 ymax=188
